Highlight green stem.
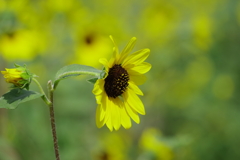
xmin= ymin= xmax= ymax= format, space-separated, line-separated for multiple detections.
xmin=32 ymin=78 xmax=51 ymax=105
xmin=48 ymin=80 xmax=60 ymax=160
xmin=32 ymin=78 xmax=60 ymax=159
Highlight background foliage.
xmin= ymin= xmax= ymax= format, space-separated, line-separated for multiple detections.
xmin=0 ymin=0 xmax=240 ymax=159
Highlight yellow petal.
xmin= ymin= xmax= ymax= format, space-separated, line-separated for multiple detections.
xmin=1 ymin=71 xmax=7 ymax=74
xmin=99 ymin=58 xmax=109 ymax=70
xmin=109 ymin=35 xmax=120 ymax=64
xmin=10 ymin=74 xmax=22 ymax=78
xmin=92 ymin=79 xmax=104 ymax=95
xmin=114 ymin=97 xmax=132 ymax=129
xmin=122 ymin=48 xmax=150 ymax=67
xmin=110 ymin=98 xmax=121 ymax=130
xmin=120 ymin=105 xmax=132 ymax=129
xmin=129 ymin=74 xmax=147 ymax=85
xmin=124 ymin=102 xmax=140 ymax=124
xmin=108 ymin=56 xmax=116 ymax=68
xmin=109 ymin=35 xmax=119 ymax=55
xmin=128 ymin=62 xmax=151 ymax=75
xmin=123 ymin=88 xmax=145 ymax=115
xmin=106 ymin=117 xmax=113 ymax=131
xmin=96 ymin=105 xmax=105 ymax=128
xmin=95 ymin=94 xmax=102 ymax=104
xmin=105 ymin=97 xmax=113 ymax=131
xmin=96 ymin=92 xmax=109 ymax=128
xmin=128 ymin=81 xmax=144 ymax=96
xmin=99 ymin=104 xmax=106 ymax=122
xmin=7 ymin=68 xmax=22 ymax=74
xmin=118 ymin=37 xmax=137 ymax=63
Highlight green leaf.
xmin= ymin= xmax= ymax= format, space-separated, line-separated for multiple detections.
xmin=0 ymin=89 xmax=43 ymax=109
xmin=87 ymin=77 xmax=98 ymax=84
xmin=53 ymin=64 xmax=101 ymax=89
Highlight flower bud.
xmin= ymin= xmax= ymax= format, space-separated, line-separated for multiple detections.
xmin=1 ymin=64 xmax=33 ymax=90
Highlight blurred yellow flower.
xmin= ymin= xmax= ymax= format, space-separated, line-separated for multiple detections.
xmin=0 ymin=30 xmax=46 ymax=61
xmin=71 ymin=33 xmax=113 ymax=68
xmin=96 ymin=132 xmax=129 ymax=160
xmin=138 ymin=1 xmax=179 ymax=44
xmin=0 ymin=0 xmax=6 ymax=11
xmin=192 ymin=14 xmax=213 ymax=50
xmin=139 ymin=128 xmax=173 ymax=160
xmin=45 ymin=0 xmax=75 ymax=12
xmin=92 ymin=36 xmax=151 ymax=131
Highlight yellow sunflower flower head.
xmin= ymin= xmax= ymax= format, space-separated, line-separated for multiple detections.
xmin=92 ymin=36 xmax=151 ymax=131
xmin=1 ymin=64 xmax=34 ymax=90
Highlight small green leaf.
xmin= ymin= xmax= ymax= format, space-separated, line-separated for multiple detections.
xmin=0 ymin=89 xmax=43 ymax=109
xmin=54 ymin=64 xmax=101 ymax=89
xmin=87 ymin=77 xmax=98 ymax=84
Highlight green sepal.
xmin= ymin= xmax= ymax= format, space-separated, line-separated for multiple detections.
xmin=14 ymin=63 xmax=21 ymax=68
xmin=12 ymin=63 xmax=34 ymax=90
xmin=21 ymin=72 xmax=30 ymax=80
xmin=53 ymin=64 xmax=101 ymax=89
xmin=0 ymin=89 xmax=43 ymax=109
xmin=87 ymin=77 xmax=98 ymax=84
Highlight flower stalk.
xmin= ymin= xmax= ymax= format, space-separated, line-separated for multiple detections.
xmin=48 ymin=80 xmax=60 ymax=160
xmin=33 ymin=78 xmax=60 ymax=160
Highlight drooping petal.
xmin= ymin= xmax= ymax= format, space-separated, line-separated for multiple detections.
xmin=110 ymin=98 xmax=121 ymax=130
xmin=128 ymin=81 xmax=144 ymax=96
xmin=105 ymin=97 xmax=113 ymax=131
xmin=122 ymin=48 xmax=150 ymax=67
xmin=127 ymin=62 xmax=152 ymax=75
xmin=114 ymin=97 xmax=132 ymax=129
xmin=129 ymin=74 xmax=147 ymax=85
xmin=101 ymin=92 xmax=108 ymax=112
xmin=99 ymin=104 xmax=106 ymax=122
xmin=96 ymin=105 xmax=105 ymax=128
xmin=120 ymin=104 xmax=132 ymax=129
xmin=99 ymin=58 xmax=110 ymax=72
xmin=124 ymin=102 xmax=140 ymax=124
xmin=92 ymin=79 xmax=104 ymax=95
xmin=101 ymin=92 xmax=108 ymax=117
xmin=118 ymin=37 xmax=137 ymax=63
xmin=123 ymin=88 xmax=146 ymax=115
xmin=106 ymin=118 xmax=113 ymax=131
xmin=95 ymin=94 xmax=102 ymax=104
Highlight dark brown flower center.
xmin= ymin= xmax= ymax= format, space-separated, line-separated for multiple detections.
xmin=104 ymin=64 xmax=129 ymax=98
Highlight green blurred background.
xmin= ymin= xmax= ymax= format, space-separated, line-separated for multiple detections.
xmin=0 ymin=0 xmax=240 ymax=159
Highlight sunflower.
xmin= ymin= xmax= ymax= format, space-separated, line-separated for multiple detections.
xmin=92 ymin=36 xmax=151 ymax=131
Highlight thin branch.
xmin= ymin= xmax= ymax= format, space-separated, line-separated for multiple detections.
xmin=32 ymin=78 xmax=51 ymax=105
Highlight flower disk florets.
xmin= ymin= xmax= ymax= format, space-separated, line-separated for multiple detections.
xmin=104 ymin=64 xmax=129 ymax=98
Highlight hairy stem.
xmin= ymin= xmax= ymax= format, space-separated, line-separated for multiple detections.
xmin=48 ymin=80 xmax=60 ymax=160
